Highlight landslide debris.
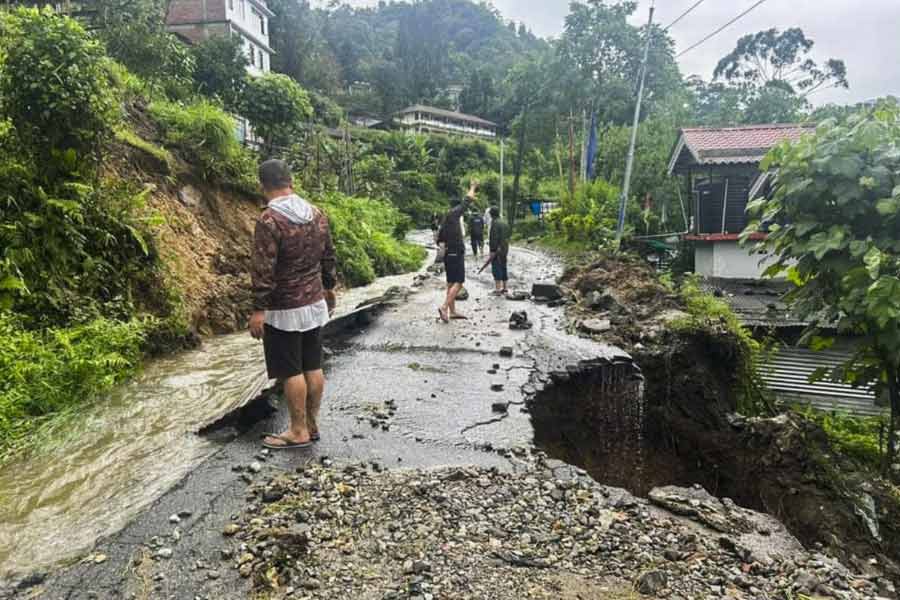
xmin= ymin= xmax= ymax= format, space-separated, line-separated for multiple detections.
xmin=559 ymin=253 xmax=681 ymax=350
xmin=222 ymin=457 xmax=891 ymax=599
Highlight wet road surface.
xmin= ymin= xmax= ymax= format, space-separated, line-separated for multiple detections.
xmin=4 ymin=241 xmax=628 ymax=599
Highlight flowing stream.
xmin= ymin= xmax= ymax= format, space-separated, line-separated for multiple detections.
xmin=0 ymin=238 xmax=434 ymax=581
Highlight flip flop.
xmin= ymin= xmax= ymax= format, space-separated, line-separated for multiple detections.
xmin=311 ymin=432 xmax=321 ymax=442
xmin=438 ymin=306 xmax=450 ymax=323
xmin=450 ymin=314 xmax=469 ymax=320
xmin=262 ymin=434 xmax=313 ymax=450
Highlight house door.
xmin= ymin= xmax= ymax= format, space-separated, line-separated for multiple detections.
xmin=696 ymin=180 xmax=725 ymax=234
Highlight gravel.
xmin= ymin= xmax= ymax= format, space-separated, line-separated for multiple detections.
xmin=221 ymin=454 xmax=890 ymax=599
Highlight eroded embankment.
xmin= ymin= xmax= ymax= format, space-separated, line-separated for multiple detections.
xmin=528 ymin=328 xmax=900 ymax=589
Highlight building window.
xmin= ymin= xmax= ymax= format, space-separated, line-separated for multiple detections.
xmin=240 ymin=0 xmax=245 ymax=19
xmin=260 ymin=16 xmax=266 ymax=35
xmin=249 ymin=45 xmax=255 ymax=67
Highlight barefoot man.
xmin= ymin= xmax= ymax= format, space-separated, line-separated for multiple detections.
xmin=249 ymin=159 xmax=337 ymax=450
xmin=437 ymin=180 xmax=479 ymax=322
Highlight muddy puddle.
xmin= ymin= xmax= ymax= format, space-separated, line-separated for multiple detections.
xmin=0 ymin=237 xmax=435 ymax=582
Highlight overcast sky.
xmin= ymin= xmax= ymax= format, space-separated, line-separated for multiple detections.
xmin=318 ymin=0 xmax=899 ymax=106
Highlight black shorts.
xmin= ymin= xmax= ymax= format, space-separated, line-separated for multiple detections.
xmin=263 ymin=325 xmax=323 ymax=380
xmin=444 ymin=251 xmax=466 ymax=284
xmin=491 ymin=253 xmax=508 ymax=282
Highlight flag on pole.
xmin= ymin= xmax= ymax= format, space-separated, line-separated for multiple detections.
xmin=585 ymin=111 xmax=599 ymax=180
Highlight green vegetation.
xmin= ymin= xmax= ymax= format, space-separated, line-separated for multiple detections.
xmin=798 ymin=408 xmax=885 ymax=470
xmin=0 ymin=315 xmax=148 ymax=459
xmin=240 ymin=73 xmax=312 ymax=153
xmin=148 ymin=99 xmax=257 ymax=189
xmin=318 ymin=193 xmax=426 ymax=287
xmin=745 ymin=103 xmax=900 ymax=476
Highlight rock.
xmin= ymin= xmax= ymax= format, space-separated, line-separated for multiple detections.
xmin=579 ymin=318 xmax=611 ymax=334
xmin=499 ymin=346 xmax=514 ymax=358
xmin=168 ymin=514 xmax=181 ymax=524
xmin=238 ymin=563 xmax=253 ymax=578
xmin=508 ymin=311 xmax=533 ymax=330
xmin=491 ymin=402 xmax=508 ymax=413
xmin=177 ymin=185 xmax=202 ymax=208
xmin=262 ymin=488 xmax=285 ymax=503
xmin=507 ymin=291 xmax=530 ymax=301
xmin=303 ymin=578 xmax=322 ymax=590
xmin=531 ymin=283 xmax=563 ymax=301
xmin=223 ymin=523 xmax=240 ymax=537
xmin=490 ymin=384 xmax=504 ymax=392
xmin=636 ymin=570 xmax=667 ymax=595
xmin=248 ymin=462 xmax=262 ymax=474
xmin=156 ymin=548 xmax=173 ymax=560
xmin=648 ymin=486 xmax=753 ymax=534
xmin=456 ymin=286 xmax=469 ymax=301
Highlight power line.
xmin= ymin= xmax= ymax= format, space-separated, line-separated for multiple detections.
xmin=663 ymin=0 xmax=708 ymax=32
xmin=676 ymin=0 xmax=770 ymax=58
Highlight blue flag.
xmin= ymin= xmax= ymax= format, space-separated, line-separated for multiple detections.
xmin=585 ymin=111 xmax=599 ymax=180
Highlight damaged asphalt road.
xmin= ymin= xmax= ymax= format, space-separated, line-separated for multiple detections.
xmin=10 ymin=243 xmax=630 ymax=599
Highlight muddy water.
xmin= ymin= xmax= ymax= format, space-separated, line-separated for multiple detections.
xmin=0 ymin=237 xmax=434 ymax=581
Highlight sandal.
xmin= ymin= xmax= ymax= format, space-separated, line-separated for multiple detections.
xmin=450 ymin=314 xmax=469 ymax=320
xmin=261 ymin=434 xmax=313 ymax=450
xmin=438 ymin=306 xmax=450 ymax=323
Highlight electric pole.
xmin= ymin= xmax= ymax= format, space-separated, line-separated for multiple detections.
xmin=615 ymin=1 xmax=655 ymax=247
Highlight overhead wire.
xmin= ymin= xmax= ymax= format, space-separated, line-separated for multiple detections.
xmin=663 ymin=0 xmax=708 ymax=32
xmin=675 ymin=0 xmax=770 ymax=58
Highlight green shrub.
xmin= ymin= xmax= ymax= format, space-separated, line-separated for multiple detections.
xmin=240 ymin=73 xmax=312 ymax=152
xmin=148 ymin=99 xmax=257 ymax=189
xmin=192 ymin=35 xmax=248 ymax=110
xmin=799 ymin=408 xmax=885 ymax=469
xmin=0 ymin=314 xmax=149 ymax=457
xmin=0 ymin=8 xmax=119 ymax=176
xmin=317 ymin=193 xmax=426 ymax=287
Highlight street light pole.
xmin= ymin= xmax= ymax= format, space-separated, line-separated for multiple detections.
xmin=615 ymin=1 xmax=655 ymax=247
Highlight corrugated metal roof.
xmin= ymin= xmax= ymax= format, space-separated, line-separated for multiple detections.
xmin=668 ymin=124 xmax=814 ymax=174
xmin=761 ymin=347 xmax=883 ymax=417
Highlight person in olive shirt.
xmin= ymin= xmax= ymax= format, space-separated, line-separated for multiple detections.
xmin=481 ymin=206 xmax=510 ymax=295
xmin=437 ymin=180 xmax=479 ymax=322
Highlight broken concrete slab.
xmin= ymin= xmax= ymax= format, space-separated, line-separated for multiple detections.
xmin=531 ymin=283 xmax=562 ymax=301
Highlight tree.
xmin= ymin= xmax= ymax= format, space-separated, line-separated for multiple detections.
xmin=192 ymin=35 xmax=249 ymax=111
xmin=241 ymin=73 xmax=313 ymax=153
xmin=743 ymin=103 xmax=900 ymax=477
xmin=715 ymin=28 xmax=849 ymax=98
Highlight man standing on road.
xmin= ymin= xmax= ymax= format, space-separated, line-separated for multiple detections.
xmin=482 ymin=206 xmax=510 ymax=296
xmin=469 ymin=210 xmax=485 ymax=257
xmin=437 ymin=180 xmax=479 ymax=322
xmin=249 ymin=159 xmax=337 ymax=450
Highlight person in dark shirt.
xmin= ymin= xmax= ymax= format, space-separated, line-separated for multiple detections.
xmin=437 ymin=180 xmax=479 ymax=322
xmin=481 ymin=206 xmax=510 ymax=295
xmin=468 ymin=212 xmax=485 ymax=257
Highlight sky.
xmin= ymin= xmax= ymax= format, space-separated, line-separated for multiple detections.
xmin=316 ymin=0 xmax=900 ymax=106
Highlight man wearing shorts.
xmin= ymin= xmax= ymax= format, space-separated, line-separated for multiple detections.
xmin=437 ymin=180 xmax=479 ymax=322
xmin=485 ymin=206 xmax=510 ymax=295
xmin=250 ymin=159 xmax=337 ymax=450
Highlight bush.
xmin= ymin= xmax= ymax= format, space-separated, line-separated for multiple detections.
xmin=0 ymin=8 xmax=118 ymax=175
xmin=317 ymin=193 xmax=426 ymax=287
xmin=148 ymin=99 xmax=257 ymax=188
xmin=799 ymin=408 xmax=885 ymax=470
xmin=0 ymin=314 xmax=148 ymax=457
xmin=241 ymin=73 xmax=312 ymax=152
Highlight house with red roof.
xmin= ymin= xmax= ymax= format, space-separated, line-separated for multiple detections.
xmin=667 ymin=123 xmax=815 ymax=279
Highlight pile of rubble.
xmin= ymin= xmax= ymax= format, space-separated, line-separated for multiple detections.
xmin=219 ymin=454 xmax=893 ymax=599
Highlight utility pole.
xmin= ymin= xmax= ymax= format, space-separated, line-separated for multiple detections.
xmin=499 ymin=138 xmax=505 ymax=218
xmin=615 ymin=0 xmax=655 ymax=247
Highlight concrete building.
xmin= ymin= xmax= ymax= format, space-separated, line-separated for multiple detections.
xmin=667 ymin=124 xmax=815 ymax=279
xmin=166 ymin=0 xmax=274 ymax=76
xmin=393 ymin=105 xmax=498 ymax=140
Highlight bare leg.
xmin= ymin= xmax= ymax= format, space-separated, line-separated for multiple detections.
xmin=447 ymin=282 xmax=464 ymax=317
xmin=264 ymin=374 xmax=310 ymax=446
xmin=305 ymin=369 xmax=324 ymax=438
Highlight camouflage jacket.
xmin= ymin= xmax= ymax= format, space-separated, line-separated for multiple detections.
xmin=251 ymin=197 xmax=337 ymax=311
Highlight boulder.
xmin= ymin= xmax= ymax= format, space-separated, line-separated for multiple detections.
xmin=531 ymin=282 xmax=563 ymax=301
xmin=580 ymin=318 xmax=611 ymax=334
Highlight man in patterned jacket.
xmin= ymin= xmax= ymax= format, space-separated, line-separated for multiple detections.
xmin=250 ymin=159 xmax=337 ymax=449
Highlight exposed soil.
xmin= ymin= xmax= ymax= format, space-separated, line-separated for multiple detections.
xmin=104 ymin=103 xmax=263 ymax=335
